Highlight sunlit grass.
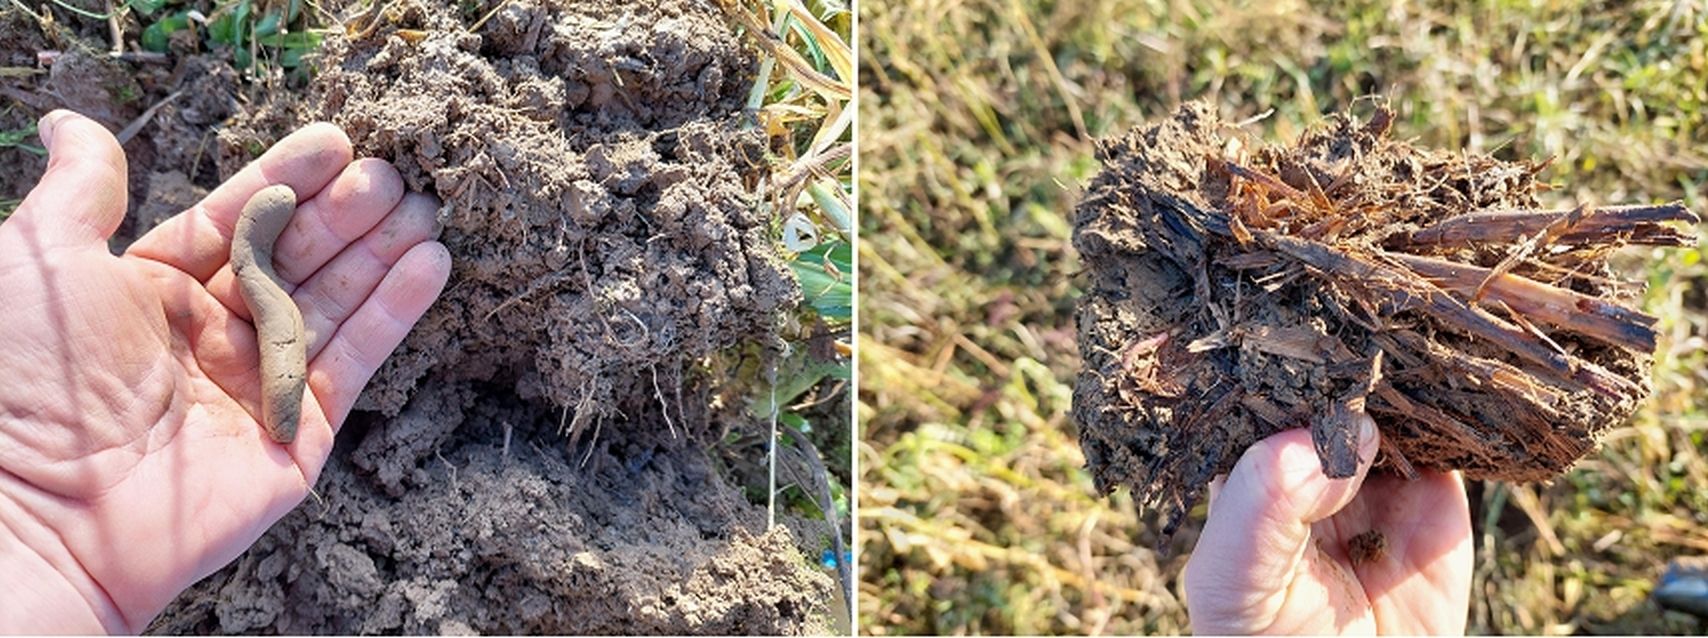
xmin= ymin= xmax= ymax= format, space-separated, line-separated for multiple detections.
xmin=725 ymin=0 xmax=854 ymax=488
xmin=858 ymin=0 xmax=1707 ymax=633
xmin=717 ymin=0 xmax=857 ymax=629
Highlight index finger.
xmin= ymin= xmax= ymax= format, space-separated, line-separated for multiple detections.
xmin=126 ymin=123 xmax=354 ymax=281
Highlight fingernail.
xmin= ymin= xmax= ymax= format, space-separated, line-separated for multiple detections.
xmin=37 ymin=110 xmax=69 ymax=149
xmin=1358 ymin=415 xmax=1379 ymax=459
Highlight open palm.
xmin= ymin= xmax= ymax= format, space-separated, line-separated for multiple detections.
xmin=0 ymin=111 xmax=450 ymax=633
xmin=1184 ymin=426 xmax=1474 ymax=634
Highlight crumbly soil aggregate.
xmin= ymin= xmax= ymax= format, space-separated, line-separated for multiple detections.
xmin=1073 ymin=101 xmax=1696 ymax=544
xmin=147 ymin=386 xmax=834 ymax=635
xmin=219 ymin=0 xmax=798 ymax=421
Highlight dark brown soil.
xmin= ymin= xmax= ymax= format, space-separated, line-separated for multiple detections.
xmin=4 ymin=0 xmax=836 ymax=633
xmin=1073 ymin=101 xmax=1697 ymax=544
xmin=0 ymin=10 xmax=239 ymax=239
xmin=147 ymin=384 xmax=834 ymax=635
xmin=220 ymin=0 xmax=798 ymax=421
xmin=0 ymin=10 xmax=53 ymax=201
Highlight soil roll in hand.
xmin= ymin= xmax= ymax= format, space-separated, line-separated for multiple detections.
xmin=1071 ymin=101 xmax=1699 ymax=545
xmin=233 ymin=184 xmax=308 ymax=443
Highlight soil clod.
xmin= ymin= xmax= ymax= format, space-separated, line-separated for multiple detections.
xmin=126 ymin=0 xmax=830 ymax=630
xmin=1072 ymin=100 xmax=1698 ymax=546
xmin=219 ymin=0 xmax=798 ymax=425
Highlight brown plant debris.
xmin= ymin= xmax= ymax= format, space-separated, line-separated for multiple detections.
xmin=1071 ymin=100 xmax=1698 ymax=546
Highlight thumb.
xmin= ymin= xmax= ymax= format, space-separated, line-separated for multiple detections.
xmin=12 ymin=110 xmax=129 ymax=246
xmin=1183 ymin=415 xmax=1380 ymax=632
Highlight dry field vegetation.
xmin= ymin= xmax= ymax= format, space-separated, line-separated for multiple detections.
xmin=858 ymin=0 xmax=1708 ymax=634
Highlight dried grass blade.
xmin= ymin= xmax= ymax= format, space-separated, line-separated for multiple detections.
xmin=1258 ymin=230 xmax=1575 ymax=377
xmin=782 ymin=0 xmax=852 ymax=86
xmin=1390 ymin=252 xmax=1657 ymax=352
xmin=1390 ymin=202 xmax=1698 ymax=249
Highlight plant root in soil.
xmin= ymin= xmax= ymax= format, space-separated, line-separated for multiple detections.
xmin=1072 ymin=100 xmax=1699 ymax=546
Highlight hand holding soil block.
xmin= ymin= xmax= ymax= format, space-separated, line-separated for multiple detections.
xmin=1071 ymin=100 xmax=1699 ymax=545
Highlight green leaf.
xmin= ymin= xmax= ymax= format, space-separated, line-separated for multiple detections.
xmin=280 ymin=46 xmax=306 ymax=69
xmin=255 ymin=31 xmax=322 ymax=48
xmin=0 ymin=123 xmax=38 ymax=147
xmin=0 ymin=123 xmax=45 ymax=156
xmin=786 ymin=18 xmax=829 ymax=71
xmin=265 ymin=29 xmax=324 ymax=69
xmin=751 ymin=350 xmax=847 ymax=418
xmin=142 ymin=21 xmax=170 ymax=51
xmin=233 ymin=0 xmax=253 ymax=51
xmin=131 ymin=0 xmax=168 ymax=16
xmin=141 ymin=11 xmax=191 ymax=53
xmin=207 ymin=13 xmax=239 ymax=45
xmin=791 ymin=240 xmax=851 ymax=321
xmin=254 ymin=11 xmax=281 ymax=37
xmin=806 ymin=180 xmax=851 ymax=236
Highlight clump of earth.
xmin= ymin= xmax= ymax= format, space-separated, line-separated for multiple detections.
xmin=1072 ymin=100 xmax=1697 ymax=544
xmin=161 ymin=0 xmax=832 ymax=631
xmin=149 ymin=386 xmax=833 ymax=634
xmin=222 ymin=0 xmax=799 ymax=422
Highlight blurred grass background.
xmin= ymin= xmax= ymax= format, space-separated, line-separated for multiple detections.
xmin=856 ymin=0 xmax=1708 ymax=634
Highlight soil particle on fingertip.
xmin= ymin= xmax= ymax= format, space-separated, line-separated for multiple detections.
xmin=1348 ymin=530 xmax=1387 ymax=567
xmin=1072 ymin=100 xmax=1696 ymax=547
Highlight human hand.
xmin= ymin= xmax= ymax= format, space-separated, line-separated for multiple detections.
xmin=1183 ymin=416 xmax=1474 ymax=634
xmin=0 ymin=111 xmax=451 ymax=633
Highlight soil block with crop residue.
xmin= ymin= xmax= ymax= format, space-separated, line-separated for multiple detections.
xmin=1072 ymin=100 xmax=1698 ymax=545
